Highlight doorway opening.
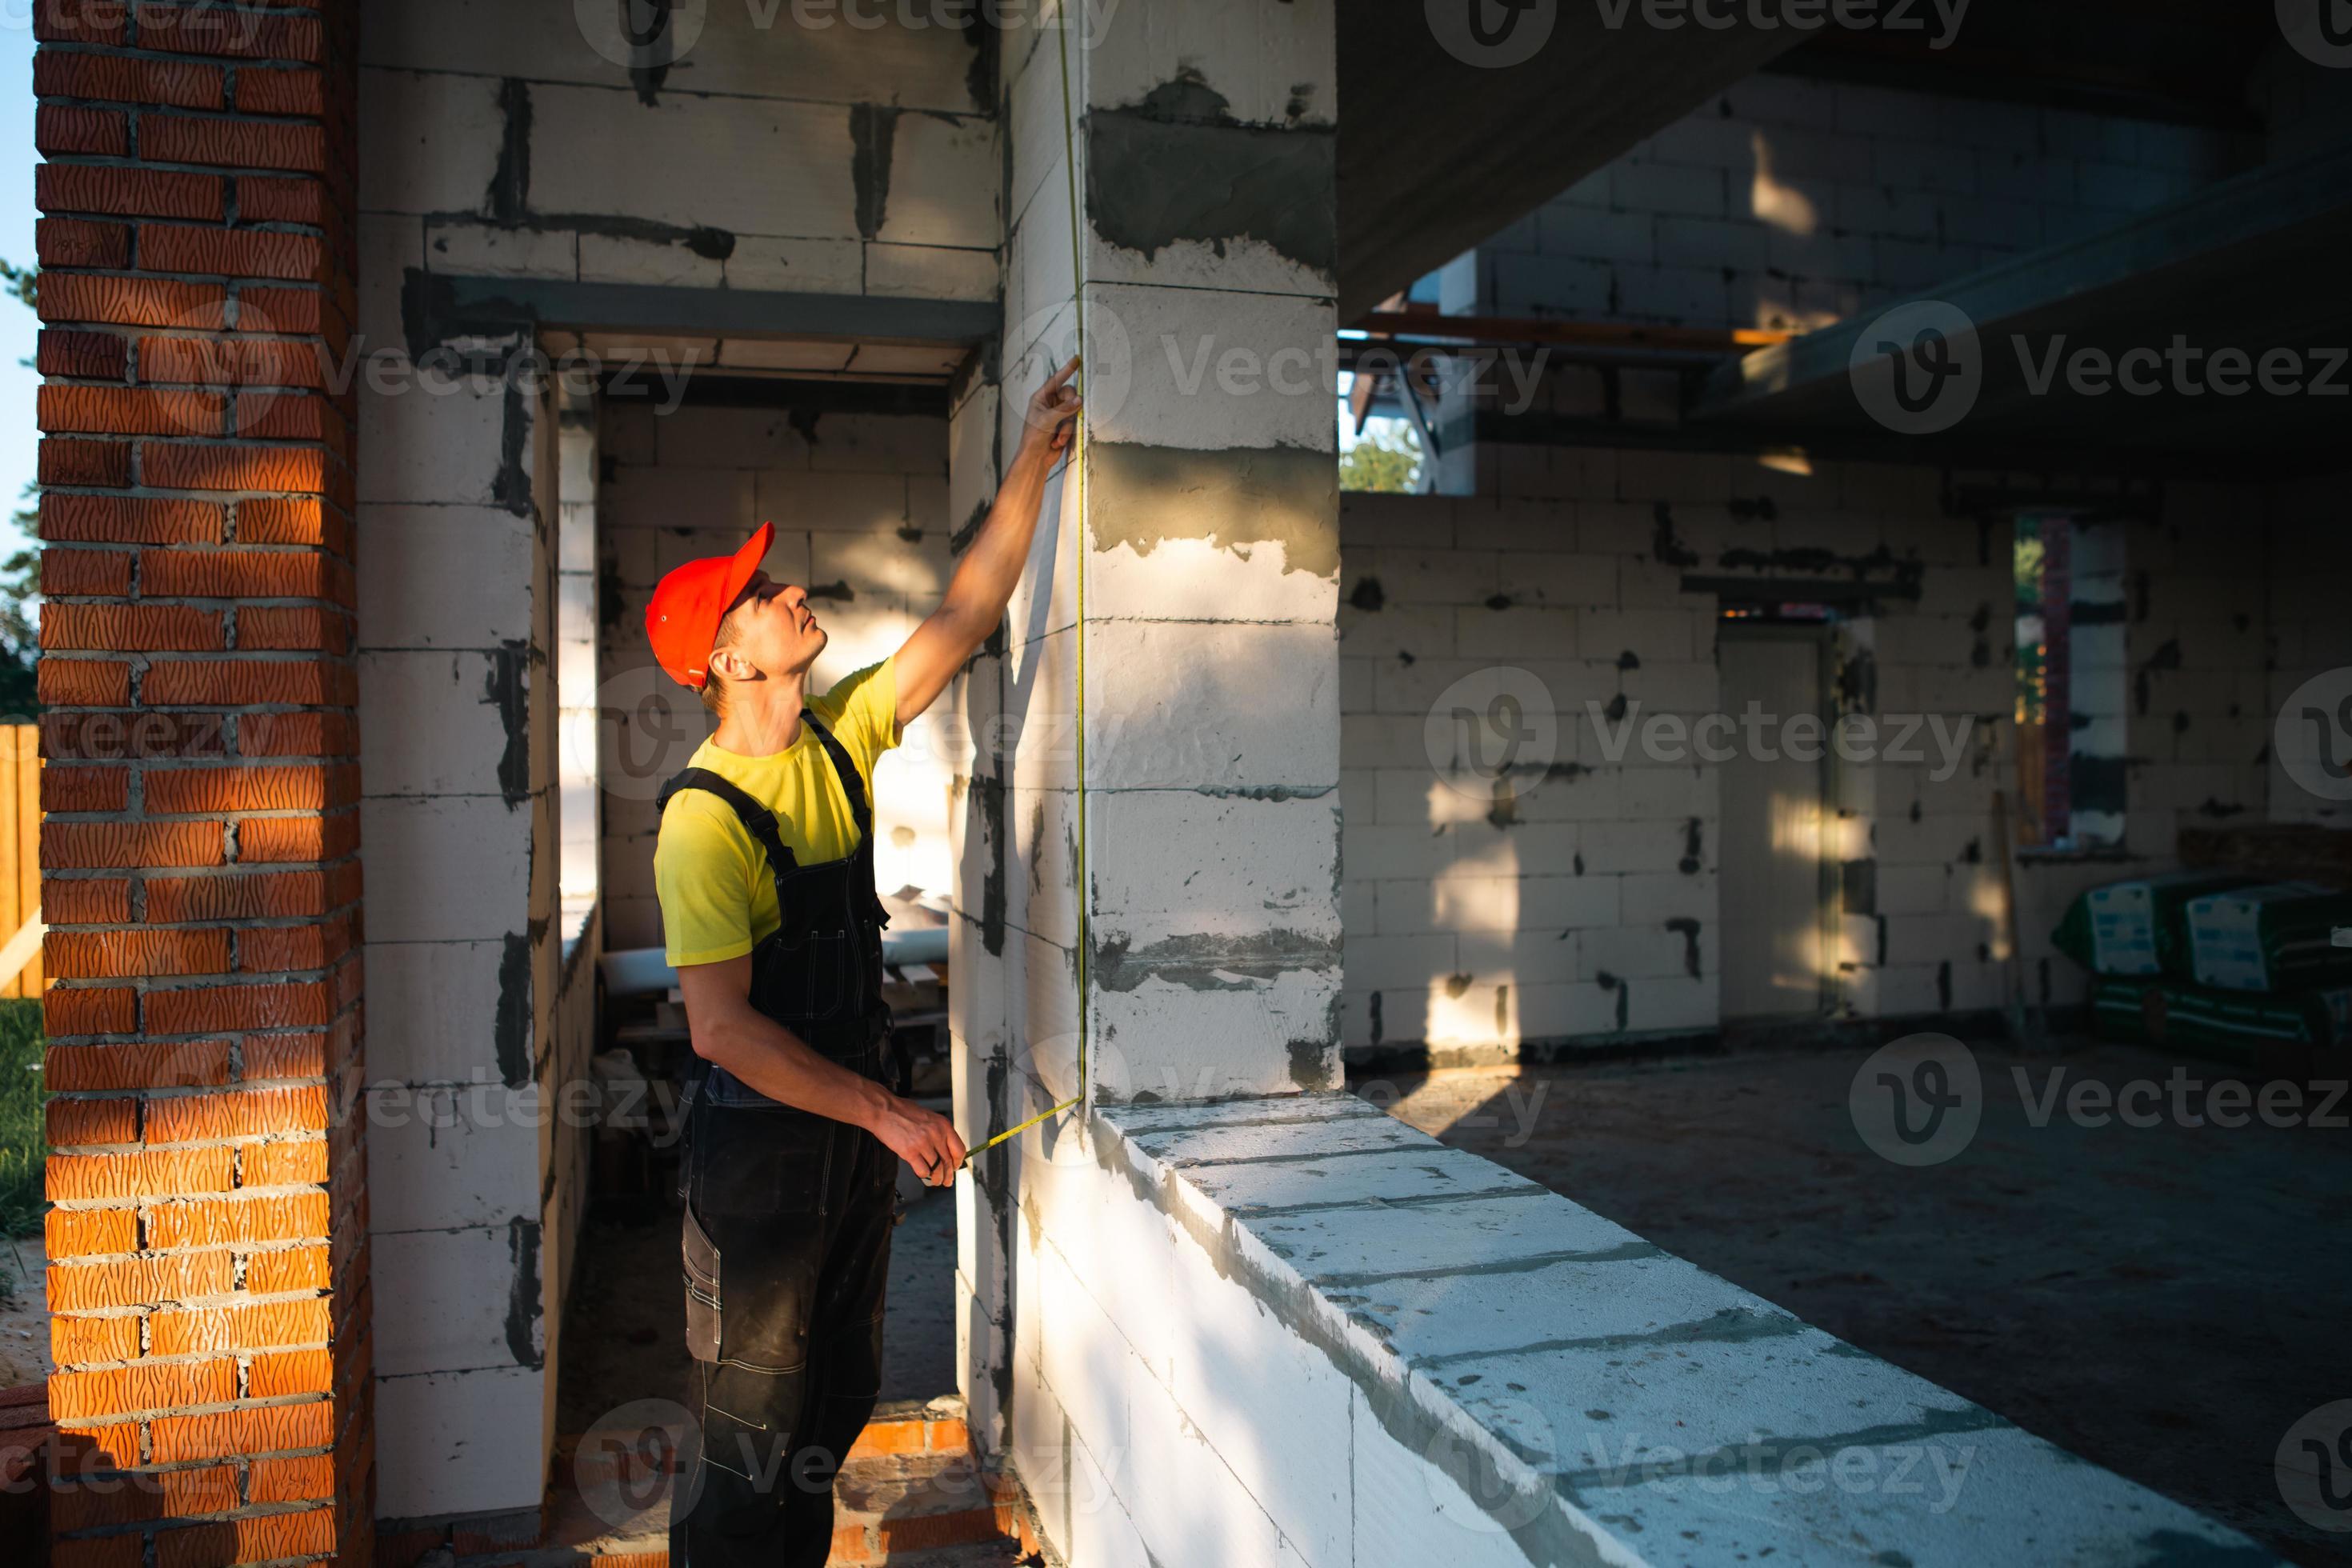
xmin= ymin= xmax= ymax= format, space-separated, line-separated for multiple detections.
xmin=1717 ymin=618 xmax=1837 ymax=1023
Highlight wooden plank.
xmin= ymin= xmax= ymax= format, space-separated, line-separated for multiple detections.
xmin=16 ymin=726 xmax=38 ymax=998
xmin=0 ymin=727 xmax=19 ymax=1001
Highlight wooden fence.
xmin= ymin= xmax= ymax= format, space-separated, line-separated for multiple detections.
xmin=0 ymin=726 xmax=38 ymax=998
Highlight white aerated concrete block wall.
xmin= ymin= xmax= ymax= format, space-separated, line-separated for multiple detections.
xmin=594 ymin=399 xmax=958 ymax=950
xmin=1469 ymin=74 xmax=2249 ymax=334
xmin=966 ymin=2 xmax=1347 ymax=1558
xmin=357 ymin=347 xmax=563 ymax=1522
xmin=358 ymin=1 xmax=996 ymax=308
xmin=1010 ymin=1094 xmax=2270 ymax=1568
xmin=1338 ymin=450 xmax=2055 ymax=1055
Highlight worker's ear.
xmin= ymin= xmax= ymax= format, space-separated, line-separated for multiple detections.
xmin=708 ymin=643 xmax=760 ymax=684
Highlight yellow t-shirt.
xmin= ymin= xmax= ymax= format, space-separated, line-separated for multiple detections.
xmin=654 ymin=659 xmax=901 ymax=967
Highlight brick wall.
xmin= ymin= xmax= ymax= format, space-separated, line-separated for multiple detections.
xmin=33 ymin=1 xmax=372 ymax=1562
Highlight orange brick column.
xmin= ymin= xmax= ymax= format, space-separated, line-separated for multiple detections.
xmin=33 ymin=2 xmax=373 ymax=1564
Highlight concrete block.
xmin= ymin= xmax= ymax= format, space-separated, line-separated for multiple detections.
xmin=1372 ymin=546 xmax=1498 ymax=606
xmin=1621 ymin=869 xmax=1718 ymax=924
xmin=1083 ymin=284 xmax=1336 ymax=452
xmin=1163 ymin=1257 xmax=1355 ymax=1566
xmin=1578 ymin=922 xmax=1708 ymax=983
xmin=1085 ymin=444 xmax=1339 ymax=625
xmin=373 ymin=1363 xmax=546 ymax=1522
xmin=1514 ymin=979 xmax=1622 ymax=1039
xmin=374 ymin=1226 xmax=537 ymax=1376
xmin=867 ymin=242 xmax=999 ymax=301
xmin=604 ymin=464 xmax=756 ymax=535
xmin=1085 ymin=0 xmax=1335 ymax=129
xmin=1342 ymin=604 xmax=1455 ymax=662
xmin=366 ymin=940 xmax=515 ymax=1086
xmin=578 ymin=231 xmax=723 ymax=288
xmin=1348 ymin=1386 xmax=1538 ymax=1568
xmin=1488 ymin=253 xmax=1612 ymax=318
xmin=358 ymin=506 xmax=535 ymax=651
xmin=529 ymin=87 xmax=857 ymax=238
xmin=1509 ymin=551 xmax=1620 ymax=609
xmin=1535 ymin=206 xmax=1655 ymax=266
xmin=358 ymin=652 xmax=530 ymax=798
xmin=722 ymin=234 xmax=865 ymax=294
xmin=1609 ymin=159 xmax=1727 ymax=218
xmin=753 ymin=466 xmax=918 ymax=534
xmin=1082 ymin=622 xmax=1338 ymax=790
xmin=1454 ymin=926 xmax=1578 ymax=989
xmin=1246 ymin=1185 xmax=1640 ymax=1285
xmin=1341 ymin=492 xmax=1455 ymax=550
xmin=874 ymin=110 xmax=1001 ymax=249
xmin=1059 ymin=1435 xmax=1158 ymax=1568
xmin=359 ymin=366 xmax=520 ymax=510
xmin=366 ymin=1082 xmax=542 ymax=1231
xmin=361 ymin=794 xmax=533 ymax=943
xmin=425 ymin=221 xmax=577 ymax=279
xmin=358 ymin=67 xmax=502 ymax=215
xmin=1091 ymin=791 xmax=1338 ymax=945
xmin=1095 ymin=1316 xmax=1320 ymax=1568
xmin=1091 ymin=966 xmax=1342 ymax=1102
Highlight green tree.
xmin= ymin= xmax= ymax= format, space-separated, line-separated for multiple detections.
xmin=0 ymin=258 xmax=38 ymax=720
xmin=1338 ymin=424 xmax=1424 ymax=494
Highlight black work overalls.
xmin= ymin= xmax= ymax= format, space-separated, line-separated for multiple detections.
xmin=657 ymin=714 xmax=903 ymax=1568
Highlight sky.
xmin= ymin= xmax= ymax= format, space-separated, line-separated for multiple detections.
xmin=0 ymin=17 xmax=35 ymax=571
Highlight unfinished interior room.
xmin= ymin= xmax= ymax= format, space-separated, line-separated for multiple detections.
xmin=7 ymin=0 xmax=2351 ymax=1564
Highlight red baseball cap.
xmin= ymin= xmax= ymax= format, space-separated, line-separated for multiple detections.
xmin=646 ymin=522 xmax=774 ymax=689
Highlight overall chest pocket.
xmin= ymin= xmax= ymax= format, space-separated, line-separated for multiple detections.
xmin=767 ymin=922 xmax=850 ymax=1023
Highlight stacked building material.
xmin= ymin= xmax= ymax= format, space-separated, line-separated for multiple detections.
xmin=2182 ymin=883 xmax=2352 ymax=992
xmin=2060 ymin=863 xmax=2352 ymax=1059
xmin=2051 ymin=871 xmax=2257 ymax=978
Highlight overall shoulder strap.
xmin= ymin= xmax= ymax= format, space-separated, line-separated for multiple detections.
xmin=801 ymin=714 xmax=890 ymax=930
xmin=801 ymin=714 xmax=873 ymax=839
xmin=658 ymin=768 xmax=799 ymax=885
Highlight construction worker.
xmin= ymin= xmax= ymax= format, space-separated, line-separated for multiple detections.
xmin=645 ymin=356 xmax=1081 ymax=1566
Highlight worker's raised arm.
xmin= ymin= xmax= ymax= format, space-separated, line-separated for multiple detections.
xmin=676 ymin=956 xmax=966 ymax=1185
xmin=893 ymin=354 xmax=1082 ymax=727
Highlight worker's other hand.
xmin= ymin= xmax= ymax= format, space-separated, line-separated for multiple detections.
xmin=1022 ymin=354 xmax=1082 ymax=454
xmin=875 ymin=1095 xmax=968 ymax=1188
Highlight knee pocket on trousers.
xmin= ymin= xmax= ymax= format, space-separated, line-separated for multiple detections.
xmin=682 ymin=1207 xmax=722 ymax=1363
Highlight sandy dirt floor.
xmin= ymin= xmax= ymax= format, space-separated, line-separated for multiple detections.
xmin=0 ymin=1231 xmax=49 ymax=1390
xmin=1359 ymin=1034 xmax=2352 ymax=1567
